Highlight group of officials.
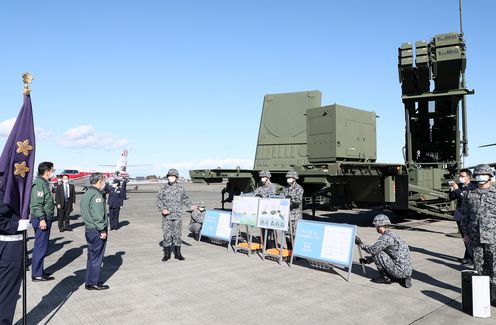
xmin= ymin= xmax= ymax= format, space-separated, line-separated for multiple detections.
xmin=0 ymin=162 xmax=119 ymax=324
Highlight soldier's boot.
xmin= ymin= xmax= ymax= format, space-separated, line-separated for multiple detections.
xmin=359 ymin=256 xmax=373 ymax=265
xmin=371 ymin=270 xmax=392 ymax=284
xmin=194 ymin=233 xmax=201 ymax=241
xmin=401 ymin=277 xmax=412 ymax=288
xmin=162 ymin=246 xmax=171 ymax=262
xmin=174 ymin=246 xmax=185 ymax=261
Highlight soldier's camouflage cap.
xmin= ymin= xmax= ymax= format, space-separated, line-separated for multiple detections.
xmin=372 ymin=214 xmax=391 ymax=227
xmin=285 ymin=171 xmax=299 ymax=179
xmin=197 ymin=201 xmax=206 ymax=207
xmin=259 ymin=170 xmax=271 ymax=178
xmin=473 ymin=164 xmax=493 ymax=177
xmin=166 ymin=169 xmax=179 ymax=177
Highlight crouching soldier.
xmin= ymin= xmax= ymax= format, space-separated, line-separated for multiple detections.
xmin=156 ymin=169 xmax=196 ymax=262
xmin=355 ymin=214 xmax=413 ymax=288
xmin=189 ymin=202 xmax=206 ymax=241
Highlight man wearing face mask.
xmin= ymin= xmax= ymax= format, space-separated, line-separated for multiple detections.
xmin=448 ymin=168 xmax=476 ymax=266
xmin=254 ymin=170 xmax=276 ymax=198
xmin=282 ymin=171 xmax=304 ymax=248
xmin=461 ymin=164 xmax=496 ymax=306
xmin=189 ymin=201 xmax=206 ymax=241
xmin=355 ymin=214 xmax=413 ymax=288
xmin=81 ymin=172 xmax=110 ymax=290
xmin=156 ymin=169 xmax=196 ymax=261
xmin=108 ymin=179 xmax=124 ymax=230
xmin=29 ymin=162 xmax=56 ymax=281
xmin=55 ymin=174 xmax=76 ymax=232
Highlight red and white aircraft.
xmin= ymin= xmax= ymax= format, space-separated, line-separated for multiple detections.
xmin=52 ymin=150 xmax=132 ymax=188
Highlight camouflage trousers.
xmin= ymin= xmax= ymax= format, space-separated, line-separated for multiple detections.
xmin=162 ymin=217 xmax=182 ymax=246
xmin=285 ymin=217 xmax=300 ymax=250
xmin=473 ymin=240 xmax=496 ymax=301
xmin=373 ymin=251 xmax=412 ymax=279
xmin=188 ymin=222 xmax=202 ymax=235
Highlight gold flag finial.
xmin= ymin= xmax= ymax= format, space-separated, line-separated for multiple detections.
xmin=22 ymin=72 xmax=33 ymax=96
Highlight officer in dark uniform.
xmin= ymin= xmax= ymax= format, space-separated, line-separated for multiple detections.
xmin=81 ymin=172 xmax=109 ymax=290
xmin=0 ymin=172 xmax=30 ymax=325
xmin=121 ymin=177 xmax=128 ymax=200
xmin=29 ymin=162 xmax=56 ymax=281
xmin=108 ymin=179 xmax=124 ymax=230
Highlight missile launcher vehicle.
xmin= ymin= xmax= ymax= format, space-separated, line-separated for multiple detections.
xmin=190 ymin=32 xmax=473 ymax=219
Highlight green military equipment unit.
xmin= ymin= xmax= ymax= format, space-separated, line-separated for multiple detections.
xmin=189 ymin=32 xmax=473 ymax=219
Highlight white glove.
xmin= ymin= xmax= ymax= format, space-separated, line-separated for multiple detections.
xmin=17 ymin=219 xmax=30 ymax=231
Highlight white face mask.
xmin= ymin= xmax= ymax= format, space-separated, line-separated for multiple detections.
xmin=112 ymin=183 xmax=118 ymax=188
xmin=261 ymin=177 xmax=268 ymax=184
xmin=286 ymin=178 xmax=294 ymax=184
xmin=475 ymin=175 xmax=490 ymax=184
xmin=168 ymin=176 xmax=176 ymax=183
xmin=458 ymin=177 xmax=466 ymax=184
xmin=62 ymin=179 xmax=69 ymax=184
xmin=199 ymin=207 xmax=205 ymax=211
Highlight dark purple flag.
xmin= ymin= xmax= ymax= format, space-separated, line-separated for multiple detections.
xmin=0 ymin=95 xmax=36 ymax=219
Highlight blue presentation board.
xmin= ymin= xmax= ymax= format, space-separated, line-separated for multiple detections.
xmin=200 ymin=210 xmax=233 ymax=241
xmin=292 ymin=220 xmax=356 ymax=268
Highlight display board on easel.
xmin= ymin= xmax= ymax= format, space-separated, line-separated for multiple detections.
xmin=257 ymin=198 xmax=291 ymax=264
xmin=231 ymin=196 xmax=261 ymax=255
xmin=199 ymin=210 xmax=233 ymax=250
xmin=290 ymin=220 xmax=356 ymax=281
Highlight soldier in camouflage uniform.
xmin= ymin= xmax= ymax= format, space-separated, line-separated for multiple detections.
xmin=156 ymin=169 xmax=196 ymax=261
xmin=189 ymin=201 xmax=206 ymax=241
xmin=254 ymin=170 xmax=277 ymax=198
xmin=355 ymin=214 xmax=413 ymax=288
xmin=282 ymin=171 xmax=304 ymax=248
xmin=460 ymin=164 xmax=496 ymax=305
xmin=254 ymin=170 xmax=277 ymax=247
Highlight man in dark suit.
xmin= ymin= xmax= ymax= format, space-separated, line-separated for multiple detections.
xmin=55 ymin=174 xmax=76 ymax=232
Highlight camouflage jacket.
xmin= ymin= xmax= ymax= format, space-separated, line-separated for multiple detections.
xmin=156 ymin=182 xmax=192 ymax=220
xmin=254 ymin=182 xmax=277 ymax=198
xmin=282 ymin=182 xmax=304 ymax=220
xmin=461 ymin=186 xmax=496 ymax=244
xmin=29 ymin=176 xmax=55 ymax=220
xmin=190 ymin=210 xmax=205 ymax=224
xmin=360 ymin=230 xmax=412 ymax=272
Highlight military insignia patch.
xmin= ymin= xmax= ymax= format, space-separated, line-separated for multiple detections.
xmin=37 ymin=191 xmax=43 ymax=197
xmin=95 ymin=198 xmax=102 ymax=203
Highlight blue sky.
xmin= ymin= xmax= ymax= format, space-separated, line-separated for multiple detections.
xmin=0 ymin=1 xmax=495 ymax=177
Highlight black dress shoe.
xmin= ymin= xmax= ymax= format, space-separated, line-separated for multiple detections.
xmin=85 ymin=284 xmax=109 ymax=290
xmin=43 ymin=272 xmax=52 ymax=277
xmin=32 ymin=275 xmax=55 ymax=282
xmin=65 ymin=228 xmax=73 ymax=232
xmin=59 ymin=229 xmax=65 ymax=232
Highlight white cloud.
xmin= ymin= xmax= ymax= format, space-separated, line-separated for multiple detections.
xmin=0 ymin=118 xmax=16 ymax=137
xmin=35 ymin=127 xmax=52 ymax=140
xmin=58 ymin=125 xmax=129 ymax=150
xmin=1 ymin=117 xmax=52 ymax=140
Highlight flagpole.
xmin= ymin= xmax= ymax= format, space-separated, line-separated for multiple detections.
xmin=21 ymin=72 xmax=33 ymax=325
xmin=22 ymin=229 xmax=27 ymax=325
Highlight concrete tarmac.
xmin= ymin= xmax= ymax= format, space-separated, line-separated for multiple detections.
xmin=14 ymin=182 xmax=496 ymax=324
